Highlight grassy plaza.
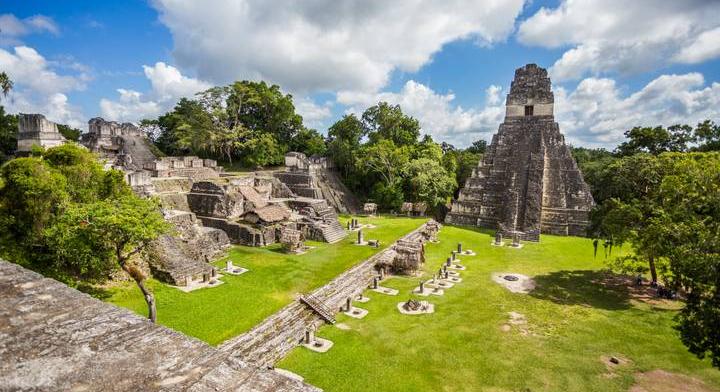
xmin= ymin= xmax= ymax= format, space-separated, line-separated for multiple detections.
xmin=277 ymin=224 xmax=720 ymax=391
xmin=106 ymin=215 xmax=424 ymax=345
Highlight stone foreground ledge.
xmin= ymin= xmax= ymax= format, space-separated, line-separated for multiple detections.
xmin=0 ymin=260 xmax=319 ymax=392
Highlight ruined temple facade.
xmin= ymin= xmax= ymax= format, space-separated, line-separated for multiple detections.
xmin=16 ymin=114 xmax=67 ymax=153
xmin=446 ymin=64 xmax=593 ymax=241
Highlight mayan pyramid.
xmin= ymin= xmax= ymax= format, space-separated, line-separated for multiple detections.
xmin=445 ymin=64 xmax=594 ymax=241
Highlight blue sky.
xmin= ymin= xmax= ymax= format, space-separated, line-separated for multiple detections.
xmin=2 ymin=0 xmax=719 ymax=148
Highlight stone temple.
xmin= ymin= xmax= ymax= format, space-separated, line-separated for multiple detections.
xmin=446 ymin=64 xmax=593 ymax=241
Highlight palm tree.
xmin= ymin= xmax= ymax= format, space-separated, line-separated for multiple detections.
xmin=0 ymin=72 xmax=13 ymax=98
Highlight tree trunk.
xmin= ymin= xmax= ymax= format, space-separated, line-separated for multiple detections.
xmin=119 ymin=258 xmax=157 ymax=323
xmin=136 ymin=278 xmax=157 ymax=323
xmin=649 ymin=255 xmax=658 ymax=284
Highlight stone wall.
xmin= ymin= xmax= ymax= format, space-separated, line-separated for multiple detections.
xmin=0 ymin=260 xmax=319 ymax=391
xmin=220 ymin=222 xmax=431 ymax=367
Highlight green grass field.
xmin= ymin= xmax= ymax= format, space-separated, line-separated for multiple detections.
xmin=106 ymin=215 xmax=424 ymax=345
xmin=277 ymin=224 xmax=720 ymax=392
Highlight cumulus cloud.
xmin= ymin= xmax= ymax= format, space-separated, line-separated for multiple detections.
xmin=517 ymin=0 xmax=720 ymax=80
xmin=151 ymin=0 xmax=525 ymax=94
xmin=294 ymin=97 xmax=333 ymax=130
xmin=99 ymin=62 xmax=211 ymax=122
xmin=338 ymin=81 xmax=505 ymax=147
xmin=0 ymin=46 xmax=86 ymax=128
xmin=556 ymin=73 xmax=720 ymax=148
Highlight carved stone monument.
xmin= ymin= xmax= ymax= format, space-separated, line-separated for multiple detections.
xmin=446 ymin=64 xmax=594 ymax=241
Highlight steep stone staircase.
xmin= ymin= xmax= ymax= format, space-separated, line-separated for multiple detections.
xmin=307 ymin=200 xmax=347 ymax=243
xmin=314 ymin=168 xmax=361 ymax=214
xmin=118 ymin=134 xmax=157 ymax=170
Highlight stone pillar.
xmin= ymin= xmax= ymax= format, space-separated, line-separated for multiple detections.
xmin=372 ymin=276 xmax=379 ymax=289
xmin=446 ymin=257 xmax=451 ymax=267
xmin=495 ymin=232 xmax=503 ymax=246
xmin=512 ymin=234 xmax=520 ymax=247
xmin=203 ymin=273 xmax=210 ymax=283
xmin=458 ymin=243 xmax=463 ymax=253
xmin=226 ymin=260 xmax=233 ymax=271
xmin=185 ymin=276 xmax=192 ymax=287
xmin=305 ymin=329 xmax=314 ymax=344
xmin=211 ymin=268 xmax=217 ymax=277
xmin=419 ymin=280 xmax=425 ymax=292
xmin=451 ymin=252 xmax=456 ymax=261
xmin=347 ymin=221 xmax=351 ymax=230
xmin=357 ymin=229 xmax=364 ymax=244
xmin=346 ymin=297 xmax=352 ymax=312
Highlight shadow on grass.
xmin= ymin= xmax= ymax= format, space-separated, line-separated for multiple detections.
xmin=529 ymin=270 xmax=631 ymax=310
xmin=77 ymin=282 xmax=113 ymax=301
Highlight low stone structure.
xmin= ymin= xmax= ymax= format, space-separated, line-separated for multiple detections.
xmin=144 ymin=156 xmax=222 ymax=180
xmin=16 ymin=113 xmax=67 ymax=153
xmin=446 ymin=64 xmax=594 ymax=241
xmin=145 ymin=209 xmax=229 ymax=287
xmin=389 ymin=239 xmax=425 ymax=274
xmin=280 ymin=227 xmax=305 ymax=254
xmin=363 ymin=203 xmax=378 ymax=216
xmin=0 ymin=260 xmax=319 ymax=391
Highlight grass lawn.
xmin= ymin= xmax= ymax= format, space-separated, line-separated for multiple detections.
xmin=277 ymin=224 xmax=720 ymax=392
xmin=105 ymin=215 xmax=425 ymax=345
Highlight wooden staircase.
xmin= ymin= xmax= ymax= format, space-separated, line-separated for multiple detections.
xmin=299 ymin=294 xmax=336 ymax=324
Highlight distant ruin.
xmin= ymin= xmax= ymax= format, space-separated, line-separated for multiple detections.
xmin=446 ymin=64 xmax=594 ymax=241
xmin=16 ymin=114 xmax=67 ymax=153
xmin=275 ymin=152 xmax=361 ymax=214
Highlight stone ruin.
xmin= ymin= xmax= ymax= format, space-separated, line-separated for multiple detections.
xmin=80 ymin=118 xmax=223 ymax=191
xmin=16 ymin=113 xmax=68 ymax=153
xmin=274 ymin=152 xmax=361 ymax=214
xmin=363 ymin=202 xmax=378 ymax=216
xmin=446 ymin=64 xmax=594 ymax=241
xmin=401 ymin=202 xmax=427 ymax=216
xmin=390 ymin=239 xmax=425 ymax=274
xmin=145 ymin=210 xmax=230 ymax=287
xmin=155 ymin=176 xmax=347 ymax=247
xmin=280 ymin=227 xmax=305 ymax=253
xmin=423 ymin=220 xmax=441 ymax=242
xmin=0 ymin=260 xmax=319 ymax=391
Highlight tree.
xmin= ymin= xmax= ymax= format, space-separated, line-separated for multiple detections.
xmin=363 ymin=102 xmax=420 ymax=146
xmin=57 ymin=124 xmax=81 ymax=142
xmin=327 ymin=114 xmax=366 ymax=180
xmin=360 ymin=139 xmax=409 ymax=187
xmin=466 ymin=139 xmax=487 ymax=154
xmin=291 ymin=128 xmax=327 ymax=157
xmin=0 ymin=107 xmax=18 ymax=163
xmin=615 ymin=125 xmax=693 ymax=156
xmin=403 ymin=158 xmax=457 ymax=207
xmin=226 ymin=81 xmax=303 ymax=147
xmin=0 ymin=72 xmax=12 ymax=98
xmin=46 ymin=196 xmax=170 ymax=322
xmin=693 ymin=120 xmax=720 ymax=152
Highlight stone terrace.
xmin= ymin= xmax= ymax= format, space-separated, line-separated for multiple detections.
xmin=0 ymin=260 xmax=319 ymax=392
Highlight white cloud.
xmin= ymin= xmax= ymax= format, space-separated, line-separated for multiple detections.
xmin=0 ymin=46 xmax=86 ymax=128
xmin=0 ymin=14 xmax=59 ymax=45
xmin=294 ymin=97 xmax=332 ymax=130
xmin=674 ymin=27 xmax=720 ymax=64
xmin=151 ymin=0 xmax=525 ymax=94
xmin=517 ymin=0 xmax=720 ymax=80
xmin=99 ymin=62 xmax=212 ymax=122
xmin=338 ymin=81 xmax=505 ymax=146
xmin=556 ymin=73 xmax=720 ymax=148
